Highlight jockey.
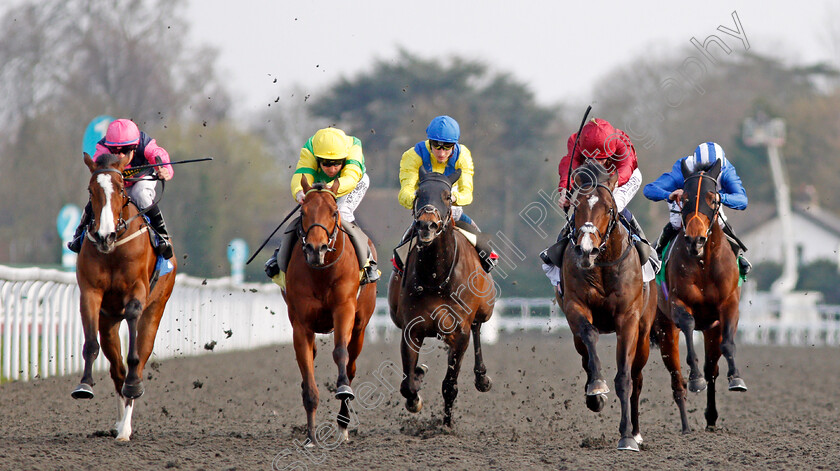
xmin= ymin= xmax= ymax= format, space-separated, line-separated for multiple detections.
xmin=540 ymin=118 xmax=657 ymax=292
xmin=67 ymin=118 xmax=174 ymax=259
xmin=264 ymin=127 xmax=379 ymax=287
xmin=643 ymin=141 xmax=752 ymax=276
xmin=396 ymin=115 xmax=497 ymax=272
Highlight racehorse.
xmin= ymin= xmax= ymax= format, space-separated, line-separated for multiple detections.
xmin=284 ymin=177 xmax=377 ymax=446
xmin=651 ymin=158 xmax=747 ymax=434
xmin=388 ymin=168 xmax=495 ymax=427
xmin=559 ymin=160 xmax=656 ymax=451
xmin=71 ymin=153 xmax=177 ymax=441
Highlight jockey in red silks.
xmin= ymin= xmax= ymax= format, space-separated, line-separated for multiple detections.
xmin=68 ymin=118 xmax=175 ymax=259
xmin=540 ymin=118 xmax=658 ymax=292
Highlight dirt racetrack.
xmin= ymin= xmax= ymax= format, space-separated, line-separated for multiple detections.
xmin=1 ymin=332 xmax=839 ymax=470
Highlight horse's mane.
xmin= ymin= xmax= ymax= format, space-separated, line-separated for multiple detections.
xmin=310 ymin=182 xmax=330 ymax=191
xmin=95 ymin=153 xmax=122 ymax=169
xmin=574 ymin=160 xmax=612 ymax=189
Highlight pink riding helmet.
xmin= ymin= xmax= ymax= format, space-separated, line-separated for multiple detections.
xmin=104 ymin=119 xmax=141 ymax=147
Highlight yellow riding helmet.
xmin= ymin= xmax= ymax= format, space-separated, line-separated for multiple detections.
xmin=312 ymin=127 xmax=350 ymax=160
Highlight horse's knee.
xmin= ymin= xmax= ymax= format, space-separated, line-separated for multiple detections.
xmin=124 ymin=299 xmax=142 ymax=320
xmin=301 ymin=382 xmax=319 ymax=411
xmin=442 ymin=378 xmax=459 ymax=402
xmin=82 ymin=340 xmax=100 ymax=360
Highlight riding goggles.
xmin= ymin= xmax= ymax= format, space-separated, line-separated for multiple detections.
xmin=430 ymin=140 xmax=455 ymax=150
xmin=107 ymin=145 xmax=137 ymax=155
xmin=317 ymin=158 xmax=345 ymax=168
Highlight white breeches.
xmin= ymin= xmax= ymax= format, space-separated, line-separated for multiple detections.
xmin=336 ymin=173 xmax=369 ymax=223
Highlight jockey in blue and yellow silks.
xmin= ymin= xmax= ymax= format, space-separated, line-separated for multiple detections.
xmin=396 ymin=115 xmax=497 ymax=272
xmin=265 ymin=127 xmax=379 ymax=287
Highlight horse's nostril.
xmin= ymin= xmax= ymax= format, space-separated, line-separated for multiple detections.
xmin=573 ymin=245 xmax=582 ymax=255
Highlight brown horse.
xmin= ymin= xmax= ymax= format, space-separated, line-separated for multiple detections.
xmin=559 ymin=161 xmax=656 ymax=451
xmin=284 ymin=177 xmax=377 ymax=446
xmin=71 ymin=153 xmax=177 ymax=441
xmin=651 ymin=158 xmax=746 ymax=434
xmin=388 ymin=168 xmax=495 ymax=427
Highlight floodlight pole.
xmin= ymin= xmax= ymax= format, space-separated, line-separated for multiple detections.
xmin=743 ymin=116 xmax=796 ymax=294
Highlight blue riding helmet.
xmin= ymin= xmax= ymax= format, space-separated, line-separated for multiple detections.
xmin=693 ymin=142 xmax=728 ymax=168
xmin=426 ymin=115 xmax=460 ymax=143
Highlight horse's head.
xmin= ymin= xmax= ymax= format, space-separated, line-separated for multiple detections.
xmin=84 ymin=153 xmax=131 ymax=254
xmin=570 ymin=160 xmax=619 ymax=268
xmin=413 ymin=167 xmax=462 ymax=245
xmin=298 ymin=177 xmax=341 ymax=267
xmin=680 ymin=158 xmax=722 ymax=258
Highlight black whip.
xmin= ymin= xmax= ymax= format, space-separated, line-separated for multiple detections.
xmin=246 ymin=204 xmax=302 ymax=265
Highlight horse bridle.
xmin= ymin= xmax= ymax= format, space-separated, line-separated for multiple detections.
xmin=682 ymin=171 xmax=721 ymax=240
xmin=297 ymin=187 xmax=344 ymax=268
xmin=87 ymin=168 xmax=136 ymax=240
xmin=572 ymin=183 xmax=619 ymax=256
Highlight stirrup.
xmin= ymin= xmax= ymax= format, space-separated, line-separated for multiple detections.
xmin=738 ymin=257 xmax=751 ymax=276
xmin=265 ymin=250 xmax=280 ymax=279
xmin=156 ymin=237 xmax=173 ymax=260
xmin=361 ymin=264 xmax=380 ymax=285
xmin=67 ymin=237 xmax=83 ymax=254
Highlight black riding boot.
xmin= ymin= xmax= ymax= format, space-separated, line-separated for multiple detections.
xmin=540 ymin=223 xmax=572 ymax=268
xmin=265 ymin=217 xmax=300 ymax=280
xmin=145 ymin=204 xmax=173 ymax=259
xmin=721 ymin=224 xmax=751 ymax=276
xmin=342 ymin=220 xmax=380 ymax=284
xmin=67 ymin=202 xmax=93 ymax=254
xmin=654 ymin=222 xmax=680 ymax=258
xmin=622 ymin=211 xmax=654 ymax=266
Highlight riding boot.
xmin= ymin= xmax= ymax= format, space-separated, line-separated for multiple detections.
xmin=145 ymin=204 xmax=174 ymax=259
xmin=721 ymin=223 xmax=751 ymax=276
xmin=540 ymin=223 xmax=571 ymax=268
xmin=265 ymin=216 xmax=300 ymax=285
xmin=67 ymin=202 xmax=93 ymax=254
xmin=654 ymin=222 xmax=680 ymax=258
xmin=393 ymin=224 xmax=416 ymax=274
xmin=455 ymin=220 xmax=498 ymax=272
xmin=622 ymin=210 xmax=653 ymax=265
xmin=342 ymin=220 xmax=380 ymax=284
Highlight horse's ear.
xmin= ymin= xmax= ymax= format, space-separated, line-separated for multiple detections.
xmin=83 ymin=153 xmax=96 ymax=172
xmin=447 ymin=169 xmax=462 ymax=186
xmin=708 ymin=158 xmax=722 ymax=178
xmin=680 ymin=158 xmax=692 ymax=179
xmin=419 ymin=165 xmax=428 ymax=180
xmin=300 ymin=175 xmax=311 ymax=193
xmin=329 ymin=177 xmax=340 ymax=194
xmin=606 ymin=168 xmax=618 ymax=190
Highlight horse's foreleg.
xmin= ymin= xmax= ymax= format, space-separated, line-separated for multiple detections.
xmin=72 ymin=290 xmax=103 ymax=399
xmin=703 ymin=325 xmax=723 ymax=431
xmin=400 ymin=330 xmax=425 ymax=413
xmin=332 ymin=304 xmax=356 ymax=403
xmin=293 ymin=325 xmax=319 ymax=447
xmin=121 ymin=297 xmax=146 ymax=399
xmin=471 ymin=321 xmax=492 ymax=392
xmin=442 ymin=332 xmax=469 ymax=427
xmin=97 ymin=316 xmax=133 ymax=440
xmin=571 ymin=317 xmax=608 ymax=412
xmin=336 ymin=321 xmax=366 ymax=441
xmin=614 ymin=315 xmax=641 ymax=451
xmin=630 ymin=319 xmax=653 ymax=447
xmin=672 ymin=303 xmax=706 ymax=393
xmin=719 ymin=298 xmax=747 ymax=392
xmin=657 ymin=310 xmax=691 ymax=433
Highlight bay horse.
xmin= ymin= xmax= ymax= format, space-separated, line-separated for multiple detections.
xmin=560 ymin=160 xmax=656 ymax=451
xmin=71 ymin=153 xmax=177 ymax=441
xmin=651 ymin=158 xmax=746 ymax=434
xmin=388 ymin=168 xmax=495 ymax=427
xmin=284 ymin=177 xmax=377 ymax=446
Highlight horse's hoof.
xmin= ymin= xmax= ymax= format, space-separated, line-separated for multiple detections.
xmin=71 ymin=383 xmax=94 ymax=399
xmin=335 ymin=385 xmax=355 ymax=401
xmin=705 ymin=425 xmax=717 ymax=432
xmin=585 ymin=394 xmax=606 ymax=412
xmin=728 ymin=377 xmax=747 ymax=392
xmin=121 ymin=381 xmax=145 ymax=399
xmin=406 ymin=396 xmax=423 ymax=413
xmin=475 ymin=375 xmax=492 ymax=392
xmin=617 ymin=437 xmax=640 ymax=452
xmin=688 ymin=377 xmax=707 ymax=393
xmin=585 ymin=379 xmax=610 ymax=396
xmin=415 ymin=364 xmax=429 ymax=378
xmin=116 ymin=434 xmax=130 ymax=442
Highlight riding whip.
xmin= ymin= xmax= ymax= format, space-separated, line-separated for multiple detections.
xmin=246 ymin=204 xmax=302 ymax=265
xmin=563 ymin=105 xmax=592 ymax=221
xmin=123 ymin=157 xmax=214 ymax=177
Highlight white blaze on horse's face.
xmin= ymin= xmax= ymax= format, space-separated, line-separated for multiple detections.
xmin=96 ymin=174 xmax=117 ymax=237
xmin=587 ymin=195 xmax=599 ymax=210
xmin=579 ymin=222 xmax=598 ymax=252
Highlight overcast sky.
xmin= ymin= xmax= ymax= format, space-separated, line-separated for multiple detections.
xmin=186 ymin=0 xmax=836 ymax=116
